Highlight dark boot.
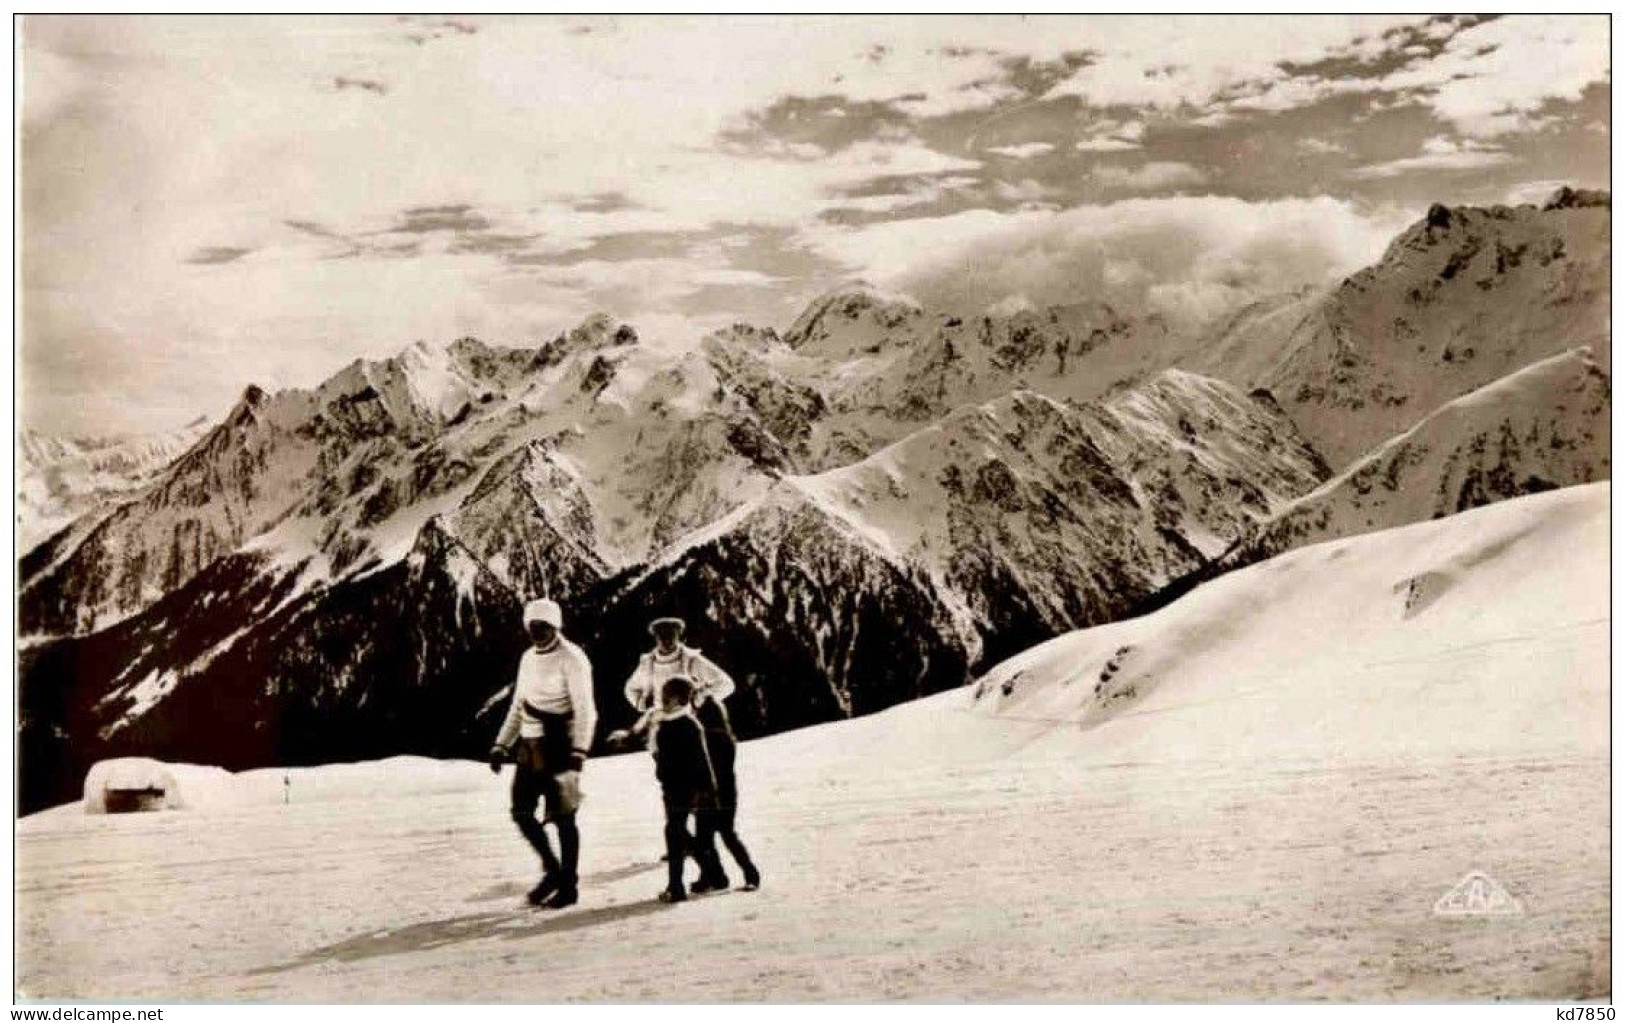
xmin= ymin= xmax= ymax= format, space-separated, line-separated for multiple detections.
xmin=722 ymin=832 xmax=758 ymax=890
xmin=540 ymin=816 xmax=580 ymax=909
xmin=663 ymin=810 xmax=689 ymax=899
xmin=526 ymin=874 xmax=561 ymax=906
xmin=690 ymin=841 xmax=730 ymax=893
xmin=689 ymin=844 xmax=729 ymax=893
xmin=543 ymin=884 xmax=578 ymax=909
xmin=556 ymin=817 xmax=580 ymax=887
xmin=511 ymin=810 xmax=562 ymax=876
xmin=691 ymin=808 xmax=729 ymax=893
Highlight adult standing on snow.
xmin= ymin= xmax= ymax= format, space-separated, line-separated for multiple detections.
xmin=622 ymin=616 xmax=735 ymax=717
xmin=611 ymin=615 xmax=738 ymax=878
xmin=490 ymin=597 xmax=597 ymax=909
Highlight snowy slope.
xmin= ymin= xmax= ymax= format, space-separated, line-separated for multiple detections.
xmin=16 ymin=486 xmax=1608 ymax=1001
xmin=1094 ymin=369 xmax=1332 ymax=553
xmin=973 ymin=483 xmax=1607 ymax=763
xmin=445 ymin=440 xmax=609 ymax=598
xmin=1233 ymin=347 xmax=1610 ymax=561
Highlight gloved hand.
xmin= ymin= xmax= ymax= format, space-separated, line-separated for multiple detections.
xmin=488 ymin=746 xmax=507 ymax=774
xmin=569 ymin=750 xmax=587 ymax=772
xmin=555 ymin=770 xmax=583 ymax=814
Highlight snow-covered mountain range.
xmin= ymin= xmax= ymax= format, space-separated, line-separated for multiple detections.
xmin=17 ymin=417 xmax=213 ymax=551
xmin=1196 ymin=186 xmax=1610 ymax=468
xmin=16 ymin=188 xmax=1612 ymax=812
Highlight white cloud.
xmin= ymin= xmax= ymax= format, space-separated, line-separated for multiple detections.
xmin=1502 ymin=180 xmax=1570 ymax=207
xmin=1075 ymin=137 xmax=1139 ymax=153
xmin=986 ymin=293 xmax=1036 ymax=317
xmin=824 ymin=172 xmax=974 ymax=215
xmin=893 ymin=79 xmax=1025 ymax=117
xmin=18 ymin=39 xmax=81 ymax=129
xmin=1091 ymin=161 xmax=1207 ymax=191
xmin=1220 ymin=75 xmax=1371 ymax=114
xmin=23 ymin=16 xmax=1017 ymax=430
xmin=1379 ymin=15 xmax=1610 ymax=137
xmin=1045 ymin=15 xmax=1420 ymax=109
xmin=20 ymin=14 xmax=1605 ymax=434
xmin=1075 ymin=119 xmax=1145 ymax=152
xmin=1423 ymin=18 xmax=1460 ymax=41
xmin=986 ymin=142 xmax=1055 ymax=159
xmin=993 ymin=178 xmax=1062 ymax=204
xmin=1299 ymin=137 xmax=1350 ymax=156
xmin=800 ymin=207 xmax=1051 ymax=285
xmin=809 ymin=196 xmax=1414 ymax=329
xmin=1349 ymin=136 xmax=1514 ymax=179
xmin=1042 ymin=14 xmax=1606 ymax=137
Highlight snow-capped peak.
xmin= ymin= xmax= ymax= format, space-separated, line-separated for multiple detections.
xmin=783 ymin=281 xmax=924 ymax=350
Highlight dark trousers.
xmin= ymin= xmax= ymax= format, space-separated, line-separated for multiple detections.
xmin=696 ymin=802 xmax=755 ymax=880
xmin=663 ymin=802 xmax=723 ymax=895
xmin=512 ymin=762 xmax=579 ymax=885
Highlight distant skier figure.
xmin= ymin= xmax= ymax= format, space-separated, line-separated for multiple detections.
xmin=649 ymin=675 xmax=726 ymax=903
xmin=490 ymin=598 xmax=597 ymax=910
xmin=622 ymin=616 xmax=735 ymax=719
xmin=690 ymin=688 xmax=760 ymax=894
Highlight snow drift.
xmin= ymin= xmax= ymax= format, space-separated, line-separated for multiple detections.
xmin=972 ymin=482 xmax=1609 ymax=763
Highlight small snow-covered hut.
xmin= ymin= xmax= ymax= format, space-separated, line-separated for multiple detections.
xmin=83 ymin=759 xmax=176 ymax=813
xmin=82 ymin=758 xmax=232 ymax=814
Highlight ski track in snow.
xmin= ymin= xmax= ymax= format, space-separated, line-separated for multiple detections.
xmin=15 ymin=488 xmax=1611 ymax=1002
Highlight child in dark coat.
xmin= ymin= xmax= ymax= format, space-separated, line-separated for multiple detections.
xmin=690 ymin=692 xmax=760 ymax=893
xmin=650 ymin=675 xmax=726 ymax=902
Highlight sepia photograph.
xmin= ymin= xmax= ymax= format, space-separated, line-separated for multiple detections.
xmin=12 ymin=13 xmax=1612 ymax=1006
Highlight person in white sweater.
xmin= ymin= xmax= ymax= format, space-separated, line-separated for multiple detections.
xmin=621 ymin=617 xmax=736 ymax=717
xmin=489 ymin=598 xmax=598 ymax=909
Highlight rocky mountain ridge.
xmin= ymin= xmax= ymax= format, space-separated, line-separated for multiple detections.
xmin=16 ymin=187 xmax=1613 ymax=813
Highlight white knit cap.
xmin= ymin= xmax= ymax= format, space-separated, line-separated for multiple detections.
xmin=523 ymin=598 xmax=562 ymax=629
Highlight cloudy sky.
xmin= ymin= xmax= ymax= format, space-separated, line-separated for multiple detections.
xmin=21 ymin=14 xmax=1609 ymax=434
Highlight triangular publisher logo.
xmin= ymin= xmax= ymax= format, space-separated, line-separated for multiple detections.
xmin=1434 ymin=871 xmax=1523 ymax=917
